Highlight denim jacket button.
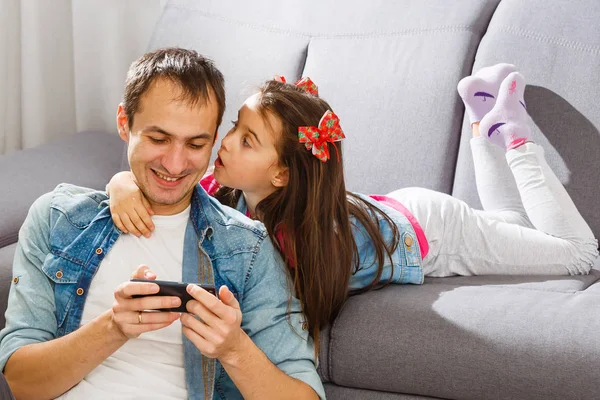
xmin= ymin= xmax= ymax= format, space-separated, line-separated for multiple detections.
xmin=404 ymin=235 xmax=414 ymax=247
xmin=55 ymin=271 xmax=63 ymax=279
xmin=95 ymin=248 xmax=103 ymax=255
xmin=12 ymin=277 xmax=19 ymax=284
xmin=76 ymin=288 xmax=84 ymax=296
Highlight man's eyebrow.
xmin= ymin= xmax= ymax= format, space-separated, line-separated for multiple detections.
xmin=142 ymin=126 xmax=213 ymax=140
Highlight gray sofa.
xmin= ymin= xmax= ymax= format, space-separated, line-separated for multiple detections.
xmin=1 ymin=0 xmax=599 ymax=399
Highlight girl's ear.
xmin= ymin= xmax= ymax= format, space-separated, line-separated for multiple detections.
xmin=271 ymin=166 xmax=289 ymax=188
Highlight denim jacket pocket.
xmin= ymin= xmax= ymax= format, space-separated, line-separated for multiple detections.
xmin=42 ymin=254 xmax=82 ymax=328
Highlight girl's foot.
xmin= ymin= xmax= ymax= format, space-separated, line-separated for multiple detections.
xmin=478 ymin=72 xmax=533 ymax=150
xmin=457 ymin=63 xmax=519 ymax=125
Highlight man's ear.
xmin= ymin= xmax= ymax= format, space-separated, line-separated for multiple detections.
xmin=271 ymin=166 xmax=289 ymax=188
xmin=116 ymin=104 xmax=129 ymax=142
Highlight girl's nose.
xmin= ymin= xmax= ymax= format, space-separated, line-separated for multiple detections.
xmin=221 ymin=130 xmax=233 ymax=151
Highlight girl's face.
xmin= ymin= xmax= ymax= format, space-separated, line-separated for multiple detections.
xmin=214 ymin=93 xmax=288 ymax=199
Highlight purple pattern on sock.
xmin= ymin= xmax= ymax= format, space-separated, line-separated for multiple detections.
xmin=474 ymin=92 xmax=495 ymax=101
xmin=487 ymin=122 xmax=506 ymax=138
xmin=457 ymin=63 xmax=518 ymax=124
xmin=479 ymin=72 xmax=533 ymax=150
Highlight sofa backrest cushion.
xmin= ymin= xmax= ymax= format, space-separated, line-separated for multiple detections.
xmin=144 ymin=0 xmax=502 ymax=194
xmin=452 ymin=0 xmax=600 ymax=238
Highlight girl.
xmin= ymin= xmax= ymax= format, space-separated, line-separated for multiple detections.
xmin=107 ymin=66 xmax=598 ymax=344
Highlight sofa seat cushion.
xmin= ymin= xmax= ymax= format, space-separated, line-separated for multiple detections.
xmin=321 ymin=271 xmax=600 ymax=399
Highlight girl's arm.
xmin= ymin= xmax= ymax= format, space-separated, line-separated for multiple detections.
xmin=106 ymin=168 xmax=219 ymax=237
xmin=106 ymin=171 xmax=155 ymax=238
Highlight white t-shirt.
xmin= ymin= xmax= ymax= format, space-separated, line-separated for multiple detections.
xmin=57 ymin=206 xmax=191 ymax=400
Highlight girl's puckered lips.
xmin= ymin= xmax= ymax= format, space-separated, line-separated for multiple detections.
xmin=214 ymin=154 xmax=224 ymax=168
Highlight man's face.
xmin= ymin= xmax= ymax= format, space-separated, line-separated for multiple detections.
xmin=117 ymin=78 xmax=219 ymax=215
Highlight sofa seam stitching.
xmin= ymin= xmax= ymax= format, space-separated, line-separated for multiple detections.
xmin=493 ymin=25 xmax=600 ymax=55
xmin=166 ymin=6 xmax=479 ymax=39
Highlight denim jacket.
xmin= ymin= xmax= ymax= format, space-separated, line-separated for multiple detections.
xmin=235 ymin=192 xmax=424 ymax=291
xmin=0 ymin=184 xmax=324 ymax=400
xmin=348 ymin=194 xmax=424 ymax=290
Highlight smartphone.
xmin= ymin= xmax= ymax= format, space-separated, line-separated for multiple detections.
xmin=130 ymin=279 xmax=217 ymax=313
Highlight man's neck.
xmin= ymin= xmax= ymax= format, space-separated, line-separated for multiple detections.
xmin=150 ymin=195 xmax=193 ymax=216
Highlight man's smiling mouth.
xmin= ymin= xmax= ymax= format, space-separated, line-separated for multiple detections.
xmin=153 ymin=169 xmax=183 ymax=182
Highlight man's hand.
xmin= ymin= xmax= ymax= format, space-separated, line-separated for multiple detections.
xmin=111 ymin=265 xmax=181 ymax=339
xmin=181 ymin=285 xmax=245 ymax=363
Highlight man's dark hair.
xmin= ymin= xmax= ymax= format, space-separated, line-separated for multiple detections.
xmin=123 ymin=47 xmax=226 ymax=130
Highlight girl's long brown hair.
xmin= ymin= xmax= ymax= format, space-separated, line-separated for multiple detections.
xmin=215 ymin=80 xmax=401 ymax=349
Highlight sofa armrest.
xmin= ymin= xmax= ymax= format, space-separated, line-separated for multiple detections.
xmin=0 ymin=131 xmax=126 ymax=248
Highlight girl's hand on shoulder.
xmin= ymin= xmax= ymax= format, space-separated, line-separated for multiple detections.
xmin=106 ymin=171 xmax=155 ymax=238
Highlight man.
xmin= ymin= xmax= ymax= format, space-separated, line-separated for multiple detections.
xmin=0 ymin=48 xmax=324 ymax=400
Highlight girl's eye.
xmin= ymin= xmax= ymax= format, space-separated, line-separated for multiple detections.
xmin=242 ymin=137 xmax=251 ymax=148
xmin=231 ymin=120 xmax=238 ymax=128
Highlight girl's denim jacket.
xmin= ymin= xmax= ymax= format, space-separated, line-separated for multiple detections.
xmin=235 ymin=192 xmax=424 ymax=291
xmin=348 ymin=194 xmax=424 ymax=290
xmin=0 ymin=183 xmax=324 ymax=400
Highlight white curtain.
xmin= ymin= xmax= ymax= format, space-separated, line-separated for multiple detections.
xmin=0 ymin=0 xmax=167 ymax=155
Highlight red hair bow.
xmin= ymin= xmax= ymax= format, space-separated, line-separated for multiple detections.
xmin=273 ymin=75 xmax=319 ymax=96
xmin=298 ymin=110 xmax=345 ymax=162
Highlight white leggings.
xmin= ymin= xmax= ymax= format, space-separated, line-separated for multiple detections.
xmin=387 ymin=139 xmax=598 ymax=276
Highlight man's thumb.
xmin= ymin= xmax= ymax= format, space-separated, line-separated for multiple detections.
xmin=219 ymin=286 xmax=239 ymax=309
